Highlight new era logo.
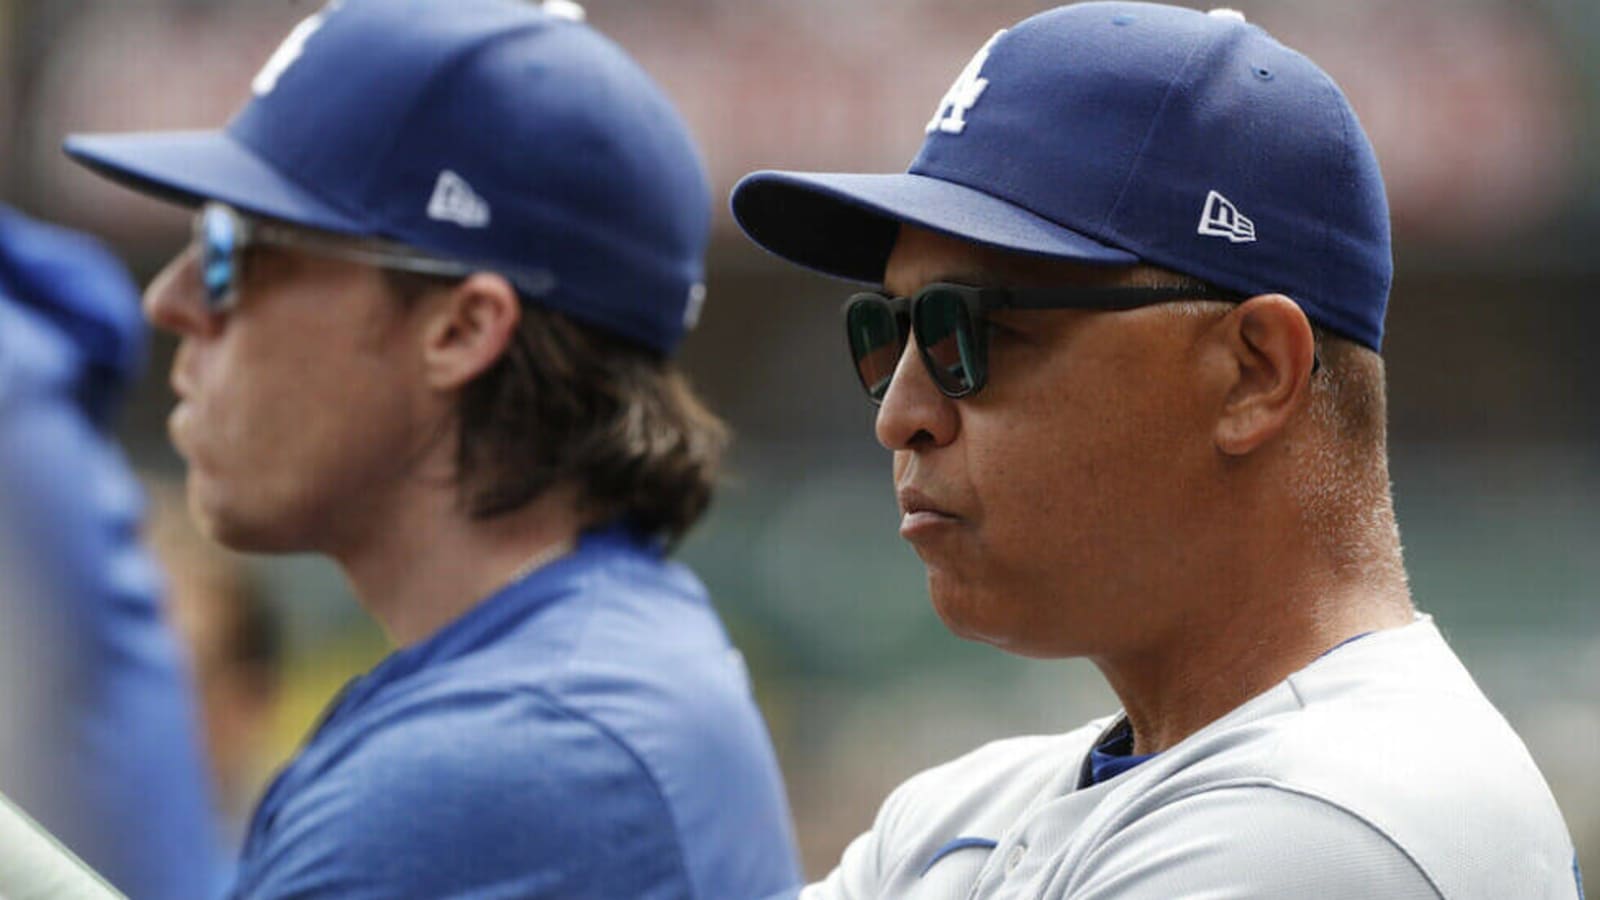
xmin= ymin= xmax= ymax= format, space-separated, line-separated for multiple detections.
xmin=427 ymin=171 xmax=491 ymax=228
xmin=1197 ymin=190 xmax=1256 ymax=243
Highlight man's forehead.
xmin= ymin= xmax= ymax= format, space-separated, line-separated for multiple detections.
xmin=881 ymin=224 xmax=1184 ymax=296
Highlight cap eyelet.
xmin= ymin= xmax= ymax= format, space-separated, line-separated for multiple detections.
xmin=1252 ymin=65 xmax=1273 ymax=81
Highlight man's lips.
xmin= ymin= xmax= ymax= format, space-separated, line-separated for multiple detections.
xmin=170 ymin=367 xmax=195 ymax=403
xmin=897 ymin=486 xmax=961 ymax=537
xmin=167 ymin=398 xmax=192 ymax=437
xmin=167 ymin=372 xmax=197 ymax=457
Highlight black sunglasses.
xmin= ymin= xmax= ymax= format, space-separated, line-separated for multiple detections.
xmin=844 ymin=281 xmax=1240 ymax=403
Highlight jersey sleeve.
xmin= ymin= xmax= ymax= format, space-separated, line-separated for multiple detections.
xmin=1062 ymin=785 xmax=1442 ymax=899
xmin=234 ymin=688 xmax=696 ymax=900
xmin=800 ymin=765 xmax=926 ymax=900
xmin=803 ymin=732 xmax=1097 ymax=900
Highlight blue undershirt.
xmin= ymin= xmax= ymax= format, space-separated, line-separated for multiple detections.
xmin=1087 ymin=722 xmax=1155 ymax=785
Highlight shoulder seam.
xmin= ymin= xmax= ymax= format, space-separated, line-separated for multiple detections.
xmin=505 ymin=683 xmax=702 ymax=898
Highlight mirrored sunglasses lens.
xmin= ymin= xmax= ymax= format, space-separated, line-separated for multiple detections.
xmin=199 ymin=206 xmax=237 ymax=308
xmin=913 ymin=289 xmax=978 ymax=396
xmin=845 ymin=296 xmax=903 ymax=401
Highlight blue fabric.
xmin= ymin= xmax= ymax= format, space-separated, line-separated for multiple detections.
xmin=0 ymin=206 xmax=144 ymax=424
xmin=231 ymin=525 xmax=801 ymax=899
xmin=919 ymin=837 xmax=999 ymax=877
xmin=1086 ymin=721 xmax=1156 ymax=786
xmin=0 ymin=207 xmax=219 ymax=900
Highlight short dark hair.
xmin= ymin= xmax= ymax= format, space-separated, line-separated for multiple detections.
xmin=388 ymin=272 xmax=728 ymax=546
xmin=1142 ymin=269 xmax=1386 ymax=458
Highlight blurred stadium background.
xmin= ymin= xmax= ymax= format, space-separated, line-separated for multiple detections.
xmin=1 ymin=0 xmax=1596 ymax=881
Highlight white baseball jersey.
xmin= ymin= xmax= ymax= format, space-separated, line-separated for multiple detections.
xmin=805 ymin=616 xmax=1582 ymax=899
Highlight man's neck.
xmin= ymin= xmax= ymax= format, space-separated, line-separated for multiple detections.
xmin=1093 ymin=560 xmax=1415 ymax=757
xmin=329 ymin=482 xmax=585 ymax=647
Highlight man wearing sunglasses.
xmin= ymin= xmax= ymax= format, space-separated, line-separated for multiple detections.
xmin=734 ymin=4 xmax=1579 ymax=898
xmin=63 ymin=1 xmax=800 ymax=897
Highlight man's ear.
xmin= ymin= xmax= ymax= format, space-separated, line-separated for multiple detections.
xmin=419 ymin=273 xmax=521 ymax=391
xmin=1213 ymin=294 xmax=1317 ymax=456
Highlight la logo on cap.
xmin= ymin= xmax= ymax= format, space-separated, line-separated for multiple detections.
xmin=253 ymin=1 xmax=342 ymax=97
xmin=926 ymin=30 xmax=1005 ymax=135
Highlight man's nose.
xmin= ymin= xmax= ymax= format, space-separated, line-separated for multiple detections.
xmin=874 ymin=341 xmax=958 ymax=452
xmin=143 ymin=246 xmax=222 ymax=338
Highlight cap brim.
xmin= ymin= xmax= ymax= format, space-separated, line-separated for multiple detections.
xmin=730 ymin=170 xmax=1139 ymax=284
xmin=63 ymin=130 xmax=365 ymax=233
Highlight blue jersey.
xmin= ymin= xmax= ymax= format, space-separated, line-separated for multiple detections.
xmin=233 ymin=525 xmax=801 ymax=899
xmin=0 ymin=206 xmax=219 ymax=899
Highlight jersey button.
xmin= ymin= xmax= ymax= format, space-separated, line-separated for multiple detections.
xmin=1005 ymin=843 xmax=1027 ymax=874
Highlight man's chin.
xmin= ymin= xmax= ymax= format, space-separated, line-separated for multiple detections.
xmin=185 ymin=479 xmax=304 ymax=554
xmin=926 ymin=573 xmax=1011 ymax=648
xmin=927 ymin=573 xmax=1074 ymax=659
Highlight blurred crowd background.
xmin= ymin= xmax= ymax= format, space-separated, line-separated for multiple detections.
xmin=0 ymin=0 xmax=1596 ymax=882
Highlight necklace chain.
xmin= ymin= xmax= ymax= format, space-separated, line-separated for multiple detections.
xmin=488 ymin=538 xmax=576 ymax=602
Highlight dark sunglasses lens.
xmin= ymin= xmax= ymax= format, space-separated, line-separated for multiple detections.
xmin=845 ymin=296 xmax=904 ymax=402
xmin=198 ymin=206 xmax=238 ymax=308
xmin=912 ymin=288 xmax=980 ymax=396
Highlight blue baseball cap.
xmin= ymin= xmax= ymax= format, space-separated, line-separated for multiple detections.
xmin=65 ymin=0 xmax=710 ymax=355
xmin=731 ymin=2 xmax=1392 ymax=350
